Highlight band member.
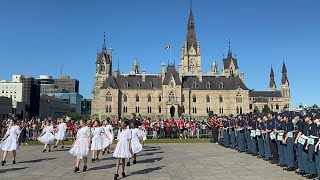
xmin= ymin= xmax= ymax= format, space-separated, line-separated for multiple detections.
xmin=38 ymin=120 xmax=55 ymax=153
xmin=113 ymin=120 xmax=132 ymax=180
xmin=54 ymin=118 xmax=67 ymax=149
xmin=0 ymin=119 xmax=21 ymax=166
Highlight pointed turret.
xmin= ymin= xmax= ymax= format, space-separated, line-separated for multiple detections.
xmin=186 ymin=7 xmax=197 ymax=52
xmin=222 ymin=39 xmax=239 ymax=77
xmin=212 ymin=60 xmax=218 ymax=75
xmin=269 ymin=66 xmax=276 ymax=91
xmin=130 ymin=58 xmax=140 ymax=74
xmin=95 ymin=33 xmax=112 ymax=76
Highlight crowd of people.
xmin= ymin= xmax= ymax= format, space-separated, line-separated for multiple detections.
xmin=218 ymin=110 xmax=320 ymax=180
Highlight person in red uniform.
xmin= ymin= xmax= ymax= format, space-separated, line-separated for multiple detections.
xmin=169 ymin=118 xmax=177 ymax=138
xmin=177 ymin=119 xmax=185 ymax=139
xmin=208 ymin=117 xmax=219 ymax=144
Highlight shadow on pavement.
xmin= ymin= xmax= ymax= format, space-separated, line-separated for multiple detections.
xmin=89 ymin=163 xmax=116 ymax=171
xmin=142 ymin=151 xmax=164 ymax=156
xmin=131 ymin=166 xmax=165 ymax=175
xmin=19 ymin=157 xmax=56 ymax=164
xmin=0 ymin=167 xmax=28 ymax=173
xmin=138 ymin=157 xmax=163 ymax=164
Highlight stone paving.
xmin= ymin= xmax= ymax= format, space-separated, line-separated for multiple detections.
xmin=0 ymin=143 xmax=305 ymax=180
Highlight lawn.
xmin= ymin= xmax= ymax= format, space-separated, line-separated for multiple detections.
xmin=23 ymin=138 xmax=211 ymax=146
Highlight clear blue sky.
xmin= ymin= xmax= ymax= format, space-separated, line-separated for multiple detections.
xmin=0 ymin=0 xmax=319 ymax=108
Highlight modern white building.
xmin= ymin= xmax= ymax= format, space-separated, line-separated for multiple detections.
xmin=0 ymin=75 xmax=24 ymax=103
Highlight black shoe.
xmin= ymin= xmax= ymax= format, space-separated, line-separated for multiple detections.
xmin=1 ymin=160 xmax=6 ymax=166
xmin=91 ymin=159 xmax=95 ymax=163
xmin=42 ymin=149 xmax=46 ymax=153
xmin=107 ymin=150 xmax=110 ymax=154
xmin=83 ymin=165 xmax=87 ymax=172
xmin=286 ymin=167 xmax=296 ymax=171
xmin=74 ymin=167 xmax=80 ymax=173
xmin=263 ymin=158 xmax=271 ymax=161
xmin=122 ymin=172 xmax=126 ymax=178
xmin=126 ymin=162 xmax=130 ymax=166
xmin=133 ymin=160 xmax=137 ymax=164
xmin=53 ymin=145 xmax=58 ymax=149
xmin=251 ymin=154 xmax=258 ymax=156
xmin=48 ymin=149 xmax=51 ymax=152
xmin=61 ymin=146 xmax=64 ymax=149
xmin=13 ymin=160 xmax=16 ymax=164
xmin=95 ymin=158 xmax=99 ymax=162
xmin=307 ymin=174 xmax=316 ymax=179
xmin=298 ymin=171 xmax=305 ymax=175
xmin=270 ymin=160 xmax=278 ymax=164
xmin=257 ymin=155 xmax=264 ymax=158
xmin=102 ymin=151 xmax=105 ymax=155
xmin=114 ymin=174 xmax=119 ymax=180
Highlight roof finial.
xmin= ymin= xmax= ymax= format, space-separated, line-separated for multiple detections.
xmin=102 ymin=32 xmax=106 ymax=50
xmin=228 ymin=38 xmax=231 ymax=52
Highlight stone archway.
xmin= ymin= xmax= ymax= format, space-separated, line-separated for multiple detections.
xmin=170 ymin=105 xmax=175 ymax=117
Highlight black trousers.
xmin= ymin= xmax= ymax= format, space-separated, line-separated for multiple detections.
xmin=211 ymin=127 xmax=219 ymax=143
xmin=269 ymin=138 xmax=278 ymax=160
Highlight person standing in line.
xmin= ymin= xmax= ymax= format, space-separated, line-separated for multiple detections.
xmin=257 ymin=116 xmax=265 ymax=158
xmin=250 ymin=116 xmax=258 ymax=156
xmin=236 ymin=115 xmax=245 ymax=152
xmin=266 ymin=112 xmax=278 ymax=164
xmin=0 ymin=119 xmax=21 ymax=166
xmin=229 ymin=117 xmax=236 ymax=149
xmin=275 ymin=114 xmax=286 ymax=167
xmin=222 ymin=117 xmax=230 ymax=148
xmin=37 ymin=120 xmax=55 ymax=153
xmin=113 ymin=120 xmax=132 ymax=180
xmin=313 ymin=115 xmax=320 ymax=179
xmin=54 ymin=118 xmax=67 ymax=149
xmin=69 ymin=119 xmax=91 ymax=173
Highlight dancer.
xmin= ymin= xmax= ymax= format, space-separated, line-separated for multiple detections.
xmin=69 ymin=119 xmax=91 ymax=173
xmin=37 ymin=120 xmax=55 ymax=153
xmin=0 ymin=119 xmax=21 ymax=166
xmin=129 ymin=121 xmax=143 ymax=165
xmin=102 ymin=119 xmax=114 ymax=155
xmin=91 ymin=120 xmax=109 ymax=163
xmin=113 ymin=120 xmax=132 ymax=180
xmin=54 ymin=118 xmax=67 ymax=149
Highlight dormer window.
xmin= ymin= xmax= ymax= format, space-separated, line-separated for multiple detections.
xmin=192 ymin=81 xmax=198 ymax=88
xmin=206 ymin=82 xmax=211 ymax=89
xmin=124 ymin=81 xmax=129 ymax=88
xmin=148 ymin=81 xmax=153 ymax=88
xmin=219 ymin=82 xmax=224 ymax=89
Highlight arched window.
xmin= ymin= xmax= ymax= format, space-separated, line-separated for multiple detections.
xmin=106 ymin=92 xmax=112 ymax=102
xmin=136 ymin=81 xmax=141 ymax=87
xmin=219 ymin=82 xmax=224 ymax=89
xmin=276 ymin=104 xmax=279 ymax=110
xmin=159 ymin=106 xmax=162 ymax=113
xmin=123 ymin=94 xmax=127 ymax=102
xmin=271 ymin=104 xmax=274 ymax=109
xmin=181 ymin=94 xmax=185 ymax=102
xmin=124 ymin=81 xmax=129 ymax=88
xmin=236 ymin=94 xmax=242 ymax=103
xmin=240 ymin=107 xmax=243 ymax=114
xmin=148 ymin=95 xmax=152 ymax=102
xmin=136 ymin=95 xmax=140 ymax=102
xmin=192 ymin=95 xmax=197 ymax=102
xmin=169 ymin=92 xmax=175 ymax=101
xmin=206 ymin=95 xmax=210 ymax=103
xmin=230 ymin=68 xmax=234 ymax=76
xmin=249 ymin=104 xmax=253 ymax=109
xmin=219 ymin=95 xmax=223 ymax=103
xmin=158 ymin=95 xmax=162 ymax=102
xmin=189 ymin=61 xmax=195 ymax=73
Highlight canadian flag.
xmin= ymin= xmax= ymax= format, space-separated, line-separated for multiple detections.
xmin=164 ymin=45 xmax=171 ymax=49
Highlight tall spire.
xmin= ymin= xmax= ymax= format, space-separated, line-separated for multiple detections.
xmin=186 ymin=3 xmax=197 ymax=52
xmin=102 ymin=32 xmax=106 ymax=50
xmin=228 ymin=38 xmax=232 ymax=57
xmin=282 ymin=61 xmax=289 ymax=85
xmin=269 ymin=65 xmax=276 ymax=91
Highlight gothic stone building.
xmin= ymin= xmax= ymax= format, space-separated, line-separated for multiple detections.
xmin=91 ymin=9 xmax=291 ymax=119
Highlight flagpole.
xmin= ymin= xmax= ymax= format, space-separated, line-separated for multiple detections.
xmin=170 ymin=47 xmax=172 ymax=65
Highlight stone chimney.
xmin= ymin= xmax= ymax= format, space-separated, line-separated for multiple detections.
xmin=240 ymin=72 xmax=244 ymax=83
xmin=161 ymin=63 xmax=166 ymax=82
xmin=142 ymin=69 xmax=146 ymax=82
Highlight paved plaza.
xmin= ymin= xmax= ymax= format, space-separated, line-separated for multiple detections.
xmin=0 ymin=143 xmax=304 ymax=180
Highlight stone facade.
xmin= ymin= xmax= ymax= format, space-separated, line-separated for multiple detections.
xmin=91 ymin=8 xmax=291 ymax=119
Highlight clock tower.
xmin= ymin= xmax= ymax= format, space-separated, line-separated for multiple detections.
xmin=180 ymin=7 xmax=201 ymax=76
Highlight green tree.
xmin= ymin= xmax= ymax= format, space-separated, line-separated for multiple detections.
xmin=283 ymin=104 xmax=288 ymax=110
xmin=262 ymin=105 xmax=271 ymax=113
xmin=253 ymin=106 xmax=260 ymax=114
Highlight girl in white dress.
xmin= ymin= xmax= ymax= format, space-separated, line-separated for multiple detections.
xmin=54 ymin=118 xmax=67 ymax=149
xmin=91 ymin=120 xmax=109 ymax=163
xmin=113 ymin=120 xmax=132 ymax=180
xmin=69 ymin=120 xmax=91 ymax=173
xmin=0 ymin=119 xmax=21 ymax=166
xmin=37 ymin=120 xmax=55 ymax=153
xmin=102 ymin=119 xmax=114 ymax=155
xmin=129 ymin=121 xmax=143 ymax=165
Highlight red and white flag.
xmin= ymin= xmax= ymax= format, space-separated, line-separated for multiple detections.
xmin=164 ymin=45 xmax=171 ymax=49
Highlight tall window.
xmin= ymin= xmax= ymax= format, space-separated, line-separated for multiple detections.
xmin=123 ymin=94 xmax=127 ymax=102
xmin=192 ymin=107 xmax=197 ymax=114
xmin=206 ymin=95 xmax=210 ymax=103
xmin=159 ymin=106 xmax=162 ymax=113
xmin=109 ymin=105 xmax=112 ymax=113
xmin=207 ymin=107 xmax=211 ymax=113
xmin=219 ymin=82 xmax=224 ymax=89
xmin=276 ymin=104 xmax=279 ymax=110
xmin=136 ymin=95 xmax=139 ymax=102
xmin=189 ymin=61 xmax=195 ymax=73
xmin=249 ymin=104 xmax=253 ymax=109
xmin=206 ymin=82 xmax=211 ymax=89
xmin=236 ymin=94 xmax=242 ymax=103
xmin=219 ymin=95 xmax=223 ymax=103
xmin=181 ymin=94 xmax=185 ymax=102
xmin=182 ymin=106 xmax=185 ymax=113
xmin=192 ymin=81 xmax=198 ymax=88
xmin=106 ymin=92 xmax=112 ymax=102
xmin=148 ymin=106 xmax=152 ymax=113
xmin=237 ymin=106 xmax=239 ymax=114
xmin=135 ymin=106 xmax=140 ymax=113
xmin=240 ymin=107 xmax=242 ymax=114
xmin=136 ymin=81 xmax=141 ymax=87
xmin=148 ymin=81 xmax=153 ymax=88
xmin=148 ymin=95 xmax=152 ymax=102
xmin=158 ymin=95 xmax=162 ymax=102
xmin=192 ymin=95 xmax=197 ymax=102
xmin=124 ymin=81 xmax=129 ymax=87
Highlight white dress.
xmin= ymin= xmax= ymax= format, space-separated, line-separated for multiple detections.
xmin=55 ymin=122 xmax=67 ymax=140
xmin=38 ymin=125 xmax=55 ymax=144
xmin=103 ymin=125 xmax=113 ymax=145
xmin=69 ymin=126 xmax=90 ymax=159
xmin=131 ymin=128 xmax=143 ymax=154
xmin=91 ymin=127 xmax=107 ymax=150
xmin=113 ymin=129 xmax=132 ymax=158
xmin=0 ymin=125 xmax=21 ymax=151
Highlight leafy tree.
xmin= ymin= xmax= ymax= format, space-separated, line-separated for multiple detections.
xmin=253 ymin=106 xmax=260 ymax=114
xmin=262 ymin=105 xmax=271 ymax=113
